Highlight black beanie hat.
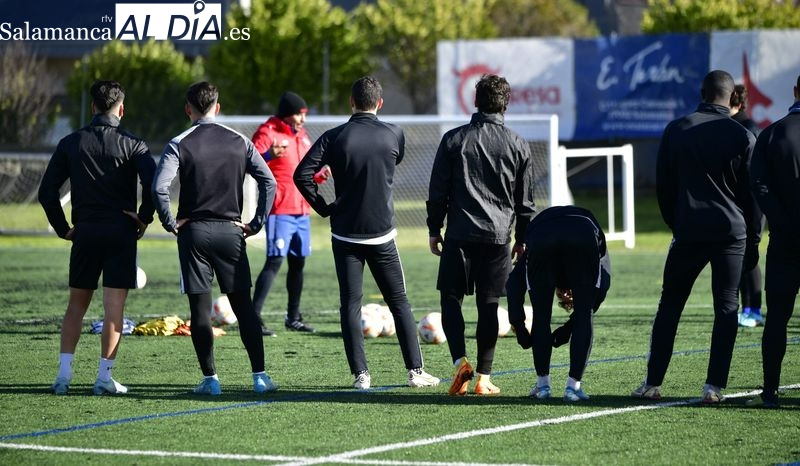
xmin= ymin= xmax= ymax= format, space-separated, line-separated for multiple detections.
xmin=277 ymin=91 xmax=307 ymax=117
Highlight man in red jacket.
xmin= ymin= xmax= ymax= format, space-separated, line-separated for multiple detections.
xmin=251 ymin=92 xmax=329 ymax=335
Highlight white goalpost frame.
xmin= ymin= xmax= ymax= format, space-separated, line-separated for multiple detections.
xmin=552 ymin=144 xmax=636 ymax=249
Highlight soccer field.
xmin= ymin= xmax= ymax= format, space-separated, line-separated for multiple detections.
xmin=0 ymin=200 xmax=798 ymax=465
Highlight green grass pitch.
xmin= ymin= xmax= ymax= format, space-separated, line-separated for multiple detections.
xmin=0 ymin=193 xmax=797 ymax=465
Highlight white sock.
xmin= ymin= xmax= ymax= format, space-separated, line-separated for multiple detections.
xmin=98 ymin=358 xmax=114 ymax=382
xmin=205 ymin=374 xmax=219 ymax=381
xmin=537 ymin=375 xmax=551 ymax=388
xmin=567 ymin=376 xmax=581 ymax=390
xmin=58 ymin=353 xmax=74 ymax=380
xmin=454 ymin=357 xmax=463 ymax=367
xmin=253 ymin=371 xmax=265 ymax=377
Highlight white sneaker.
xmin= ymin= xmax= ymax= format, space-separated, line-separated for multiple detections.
xmin=702 ymin=384 xmax=724 ymax=404
xmin=253 ymin=373 xmax=278 ymax=394
xmin=353 ymin=371 xmax=371 ymax=389
xmin=408 ymin=368 xmax=440 ymax=387
xmin=93 ymin=377 xmax=128 ymax=395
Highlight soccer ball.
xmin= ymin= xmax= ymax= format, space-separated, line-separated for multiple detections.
xmin=497 ymin=306 xmax=511 ymax=337
xmin=378 ymin=305 xmax=396 ymax=337
xmin=210 ymin=296 xmax=238 ymax=325
xmin=136 ymin=267 xmax=147 ymax=289
xmin=418 ymin=312 xmax=446 ymax=344
xmin=360 ymin=304 xmax=383 ymax=338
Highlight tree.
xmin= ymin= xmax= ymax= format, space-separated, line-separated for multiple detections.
xmin=66 ymin=40 xmax=203 ymax=146
xmin=488 ymin=0 xmax=599 ymax=38
xmin=353 ymin=0 xmax=498 ymax=114
xmin=0 ymin=42 xmax=56 ymax=148
xmin=642 ymin=0 xmax=800 ymax=33
xmin=206 ymin=0 xmax=372 ymax=115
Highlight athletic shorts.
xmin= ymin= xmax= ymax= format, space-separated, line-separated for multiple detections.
xmin=177 ymin=220 xmax=252 ymax=294
xmin=436 ymin=240 xmax=511 ymax=297
xmin=265 ymin=214 xmax=311 ymax=257
xmin=69 ymin=221 xmax=139 ymax=290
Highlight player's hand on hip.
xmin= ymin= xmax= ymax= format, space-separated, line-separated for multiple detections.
xmin=64 ymin=227 xmax=75 ymax=241
xmin=123 ymin=210 xmax=147 ymax=239
xmin=429 ymin=235 xmax=443 ymax=256
xmin=234 ymin=221 xmax=255 ymax=238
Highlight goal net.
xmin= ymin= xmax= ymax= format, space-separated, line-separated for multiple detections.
xmin=0 ymin=114 xmax=559 ymax=236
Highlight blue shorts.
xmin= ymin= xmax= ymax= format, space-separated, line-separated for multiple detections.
xmin=266 ymin=215 xmax=311 ymax=257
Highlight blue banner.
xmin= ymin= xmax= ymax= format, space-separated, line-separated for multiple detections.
xmin=573 ymin=33 xmax=709 ymax=140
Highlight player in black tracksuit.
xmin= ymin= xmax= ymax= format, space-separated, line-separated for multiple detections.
xmin=632 ymin=71 xmax=759 ymax=403
xmin=152 ymin=82 xmax=277 ymax=395
xmin=294 ymin=76 xmax=439 ymax=390
xmin=747 ymin=76 xmax=800 ymax=408
xmin=506 ymin=205 xmax=610 ymax=401
xmin=426 ymin=74 xmax=535 ymax=396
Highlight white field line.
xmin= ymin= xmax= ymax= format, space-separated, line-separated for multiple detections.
xmin=2 ymin=384 xmax=797 ymax=465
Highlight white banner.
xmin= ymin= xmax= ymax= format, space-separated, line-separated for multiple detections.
xmin=437 ymin=38 xmax=575 ymax=139
xmin=710 ymin=30 xmax=800 ymax=129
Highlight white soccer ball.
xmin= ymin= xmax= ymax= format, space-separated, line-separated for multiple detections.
xmin=418 ymin=312 xmax=446 ymax=344
xmin=360 ymin=304 xmax=382 ymax=338
xmin=136 ymin=267 xmax=147 ymax=289
xmin=378 ymin=305 xmax=396 ymax=337
xmin=497 ymin=306 xmax=511 ymax=337
xmin=210 ymin=296 xmax=238 ymax=325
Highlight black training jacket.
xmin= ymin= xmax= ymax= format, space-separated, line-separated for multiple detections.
xmin=294 ymin=112 xmax=404 ymax=240
xmin=426 ymin=112 xmax=535 ymax=245
xmin=38 ymin=113 xmax=156 ymax=238
xmin=750 ymin=107 xmax=800 ymax=240
xmin=656 ymin=103 xmax=758 ymax=244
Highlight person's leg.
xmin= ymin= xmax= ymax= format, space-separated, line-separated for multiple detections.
xmin=474 ymin=294 xmax=499 ymax=375
xmin=286 ymin=215 xmax=311 ymax=326
xmin=285 ymin=254 xmax=305 ymax=321
xmin=645 ymin=240 xmax=707 ymax=387
xmin=760 ymin=240 xmax=800 ymax=397
xmin=437 ymin=242 xmax=468 ymax=363
xmin=56 ymin=288 xmax=94 ymax=385
xmin=366 ymin=240 xmax=422 ymax=370
xmin=60 ymin=288 xmax=93 ymax=355
xmin=188 ymin=292 xmax=216 ymax=376
xmin=567 ymin=284 xmax=595 ymax=382
xmin=96 ymin=287 xmax=128 ymax=386
xmin=227 ymin=289 xmax=265 ymax=373
xmin=253 ymin=256 xmax=283 ymax=317
xmin=332 ymin=239 xmax=368 ymax=376
xmin=705 ymin=240 xmax=745 ymax=390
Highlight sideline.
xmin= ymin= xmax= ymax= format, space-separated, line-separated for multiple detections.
xmin=2 ymin=385 xmax=797 ymax=465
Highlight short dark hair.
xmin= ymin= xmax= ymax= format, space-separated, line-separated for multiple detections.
xmin=474 ymin=74 xmax=511 ymax=114
xmin=351 ymin=76 xmax=382 ymax=111
xmin=186 ymin=81 xmax=218 ymax=114
xmin=730 ymin=84 xmax=748 ymax=110
xmin=701 ymin=70 xmax=735 ymax=104
xmin=796 ymin=74 xmax=800 ymax=90
xmin=90 ymin=80 xmax=125 ymax=113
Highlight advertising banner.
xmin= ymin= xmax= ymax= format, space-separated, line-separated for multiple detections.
xmin=711 ymin=30 xmax=800 ymax=130
xmin=437 ymin=38 xmax=576 ymax=139
xmin=573 ymin=33 xmax=709 ymax=140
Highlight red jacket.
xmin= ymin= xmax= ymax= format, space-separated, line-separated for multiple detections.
xmin=252 ymin=116 xmax=313 ymax=215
